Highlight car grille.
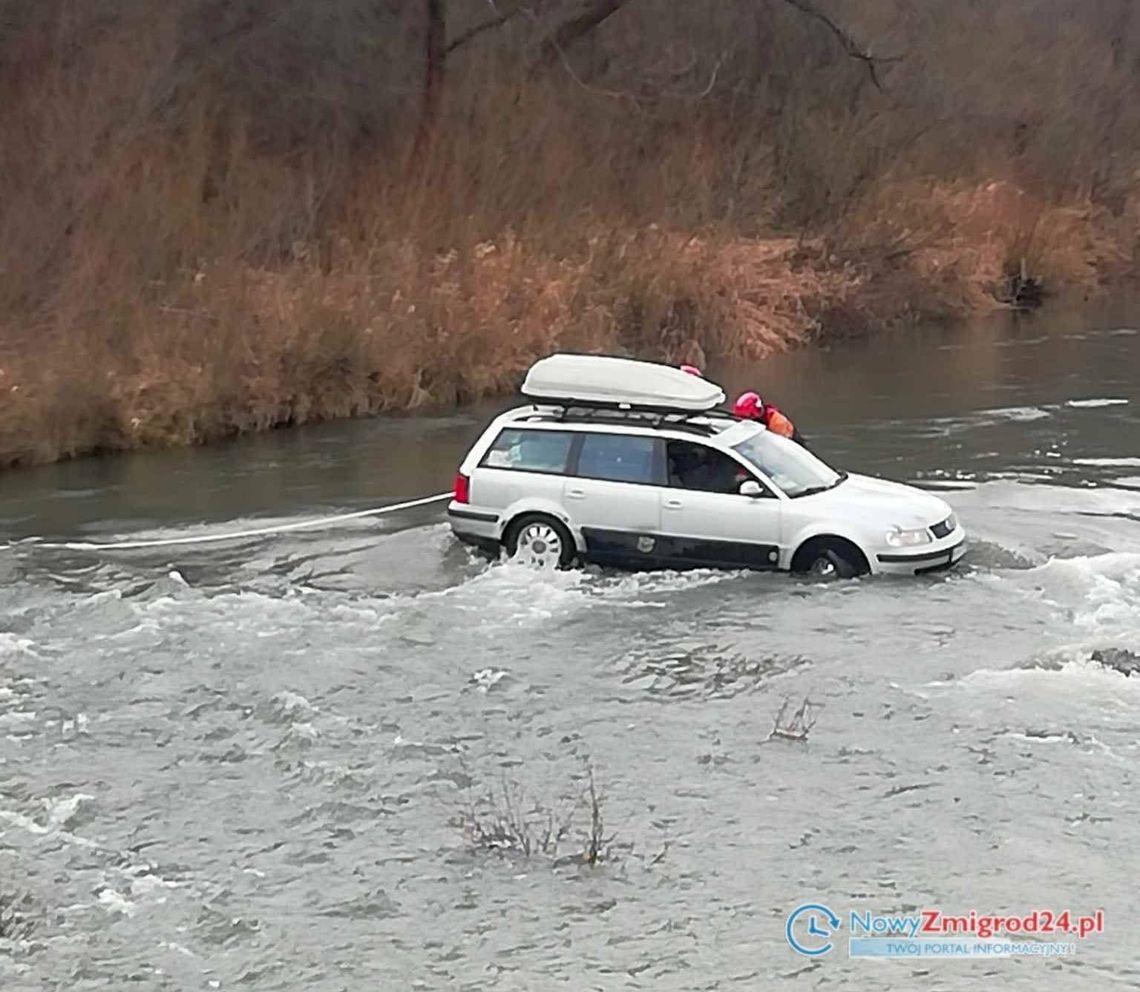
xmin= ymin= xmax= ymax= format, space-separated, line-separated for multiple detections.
xmin=929 ymin=514 xmax=956 ymax=539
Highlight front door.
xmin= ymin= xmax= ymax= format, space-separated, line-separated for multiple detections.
xmin=658 ymin=439 xmax=783 ymax=569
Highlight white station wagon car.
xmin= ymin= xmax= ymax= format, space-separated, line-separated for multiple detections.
xmin=447 ymin=355 xmax=966 ymax=578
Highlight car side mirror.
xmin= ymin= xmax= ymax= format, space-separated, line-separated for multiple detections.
xmin=739 ymin=480 xmax=764 ymax=498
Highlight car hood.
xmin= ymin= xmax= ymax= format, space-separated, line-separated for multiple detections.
xmin=794 ymin=472 xmax=951 ymax=529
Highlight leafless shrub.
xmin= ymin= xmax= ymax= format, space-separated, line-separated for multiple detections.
xmin=767 ymin=695 xmax=822 ymax=743
xmin=579 ymin=758 xmax=615 ymax=867
xmin=455 ymin=773 xmax=577 ymax=858
xmin=454 ymin=757 xmax=615 ymax=866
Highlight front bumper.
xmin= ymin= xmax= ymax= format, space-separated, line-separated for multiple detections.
xmin=874 ymin=533 xmax=967 ymax=575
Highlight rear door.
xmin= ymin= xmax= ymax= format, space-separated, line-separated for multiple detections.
xmin=563 ymin=431 xmax=664 ymax=567
xmin=659 ymin=439 xmax=783 ymax=569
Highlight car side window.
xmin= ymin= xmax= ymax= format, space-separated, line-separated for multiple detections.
xmin=666 ymin=440 xmax=764 ymax=495
xmin=575 ymin=433 xmax=661 ymax=485
xmin=481 ymin=428 xmax=575 ymax=474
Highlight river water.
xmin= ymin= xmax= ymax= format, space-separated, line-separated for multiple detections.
xmin=2 ymin=301 xmax=1140 ymax=990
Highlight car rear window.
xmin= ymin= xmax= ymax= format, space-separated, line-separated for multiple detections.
xmin=481 ymin=428 xmax=575 ymax=474
xmin=576 ymin=433 xmax=660 ymax=485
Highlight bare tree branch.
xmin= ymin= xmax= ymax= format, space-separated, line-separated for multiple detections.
xmin=533 ymin=0 xmax=635 ymax=67
xmin=446 ymin=1 xmax=531 ymax=55
xmin=779 ymin=0 xmax=901 ymax=91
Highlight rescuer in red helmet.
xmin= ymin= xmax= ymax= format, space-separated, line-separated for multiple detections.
xmin=732 ymin=390 xmax=805 ymax=445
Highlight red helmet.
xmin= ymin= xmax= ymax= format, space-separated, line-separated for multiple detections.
xmin=733 ymin=391 xmax=763 ymax=419
xmin=679 ymin=364 xmax=703 ymax=377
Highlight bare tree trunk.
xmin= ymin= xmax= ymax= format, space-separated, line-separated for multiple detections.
xmin=412 ymin=0 xmax=446 ymax=164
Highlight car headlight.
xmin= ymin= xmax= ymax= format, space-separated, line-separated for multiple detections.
xmin=884 ymin=526 xmax=933 ymax=547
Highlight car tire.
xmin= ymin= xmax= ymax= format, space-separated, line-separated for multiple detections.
xmin=792 ymin=538 xmax=868 ymax=580
xmin=503 ymin=514 xmax=577 ymax=570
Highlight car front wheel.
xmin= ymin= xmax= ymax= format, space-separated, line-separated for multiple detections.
xmin=792 ymin=537 xmax=868 ymax=580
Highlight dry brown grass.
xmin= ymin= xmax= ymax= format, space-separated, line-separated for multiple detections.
xmin=0 ymin=190 xmax=1131 ymax=467
xmin=0 ymin=227 xmax=839 ymax=464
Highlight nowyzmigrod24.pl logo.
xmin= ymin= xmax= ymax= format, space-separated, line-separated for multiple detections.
xmin=786 ymin=904 xmax=1104 ymax=959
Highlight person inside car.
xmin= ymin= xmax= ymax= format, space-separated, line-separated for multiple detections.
xmin=732 ymin=391 xmax=806 ymax=446
xmin=667 ymin=440 xmax=750 ymax=494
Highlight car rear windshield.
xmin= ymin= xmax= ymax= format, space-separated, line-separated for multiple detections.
xmin=481 ymin=428 xmax=575 ymax=474
xmin=732 ymin=430 xmax=840 ymax=497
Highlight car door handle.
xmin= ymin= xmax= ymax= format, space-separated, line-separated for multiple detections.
xmin=566 ymin=488 xmax=586 ymax=500
xmin=664 ymin=498 xmax=684 ymax=509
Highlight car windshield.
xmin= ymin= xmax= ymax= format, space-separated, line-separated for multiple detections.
xmin=732 ymin=429 xmax=842 ymax=497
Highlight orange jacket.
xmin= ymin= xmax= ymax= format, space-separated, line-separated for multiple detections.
xmin=764 ymin=405 xmax=796 ymax=438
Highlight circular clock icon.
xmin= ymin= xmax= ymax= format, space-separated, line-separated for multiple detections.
xmin=786 ymin=903 xmax=841 ymax=956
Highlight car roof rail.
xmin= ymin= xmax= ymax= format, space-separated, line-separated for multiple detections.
xmin=520 ymin=402 xmax=727 ymax=436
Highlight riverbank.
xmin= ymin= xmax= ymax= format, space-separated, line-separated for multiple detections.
xmin=4 ymin=1 xmax=1139 ymax=469
xmin=1 ymin=179 xmax=1134 ymax=469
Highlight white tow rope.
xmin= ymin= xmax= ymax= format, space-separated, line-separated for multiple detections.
xmin=23 ymin=491 xmax=453 ymax=552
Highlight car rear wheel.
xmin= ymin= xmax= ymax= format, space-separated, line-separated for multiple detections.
xmin=503 ymin=514 xmax=576 ymax=570
xmin=792 ymin=538 xmax=868 ymax=580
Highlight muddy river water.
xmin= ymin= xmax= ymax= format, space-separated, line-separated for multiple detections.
xmin=2 ymin=301 xmax=1140 ymax=990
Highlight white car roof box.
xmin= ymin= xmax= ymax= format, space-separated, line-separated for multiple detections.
xmin=521 ymin=354 xmax=725 ymax=412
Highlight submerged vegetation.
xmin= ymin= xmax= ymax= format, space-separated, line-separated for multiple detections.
xmin=767 ymin=695 xmax=823 ymax=743
xmin=1 ymin=0 xmax=1138 ymax=466
xmin=454 ymin=758 xmax=614 ymax=865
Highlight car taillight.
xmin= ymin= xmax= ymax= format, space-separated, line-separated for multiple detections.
xmin=453 ymin=472 xmax=470 ymax=504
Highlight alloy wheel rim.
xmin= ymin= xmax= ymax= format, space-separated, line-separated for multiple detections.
xmin=516 ymin=523 xmax=562 ymax=570
xmin=809 ymin=554 xmax=837 ymax=578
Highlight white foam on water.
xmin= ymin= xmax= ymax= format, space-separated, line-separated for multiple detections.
xmin=288 ymin=722 xmax=320 ymax=741
xmin=950 ymin=553 xmax=1140 ymax=692
xmin=272 ymin=690 xmax=316 ymax=717
xmin=45 ymin=793 xmax=94 ymax=830
xmin=958 ymin=656 xmax=1140 ymax=693
xmin=1029 ymin=553 xmax=1140 ymax=632
xmin=921 ymin=405 xmax=1053 ymax=437
xmin=471 ymin=668 xmax=510 ymax=691
xmin=0 ymin=633 xmax=36 ymax=656
xmin=950 ymin=478 xmax=1140 ymax=518
xmin=0 ymin=796 xmax=102 ymax=851
xmin=97 ymin=888 xmax=137 ymax=917
xmin=409 ymin=559 xmax=737 ymax=625
xmin=1065 ymin=398 xmax=1130 ymax=408
xmin=913 ymin=479 xmax=979 ymax=491
xmin=985 ymin=405 xmax=1053 ymax=422
xmin=128 ymin=870 xmax=182 ymax=899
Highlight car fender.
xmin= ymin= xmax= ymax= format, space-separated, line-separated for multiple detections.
xmin=784 ymin=521 xmax=876 ymax=571
xmin=498 ymin=497 xmax=585 ymax=551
